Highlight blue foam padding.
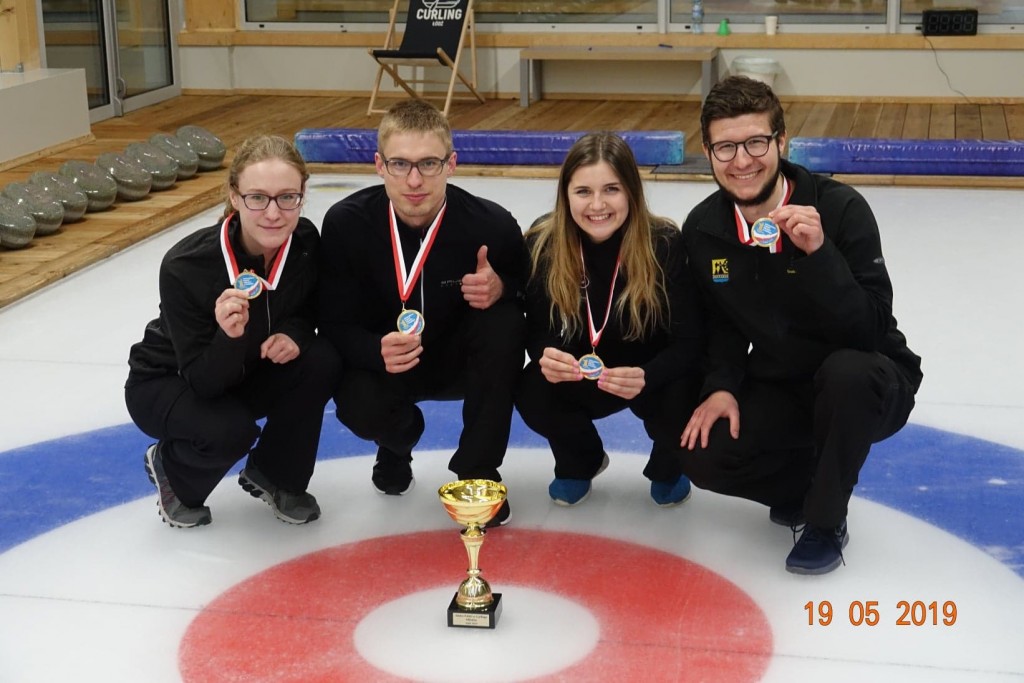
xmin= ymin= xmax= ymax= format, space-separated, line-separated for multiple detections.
xmin=295 ymin=128 xmax=684 ymax=166
xmin=789 ymin=137 xmax=1024 ymax=176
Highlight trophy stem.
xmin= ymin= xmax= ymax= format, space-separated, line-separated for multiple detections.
xmin=457 ymin=523 xmax=493 ymax=609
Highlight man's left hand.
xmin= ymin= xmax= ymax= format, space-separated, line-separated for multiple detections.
xmin=770 ymin=204 xmax=824 ymax=255
xmin=461 ymin=245 xmax=503 ymax=309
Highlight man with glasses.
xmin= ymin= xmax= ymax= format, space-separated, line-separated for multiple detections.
xmin=678 ymin=76 xmax=922 ymax=574
xmin=319 ymin=100 xmax=527 ymax=526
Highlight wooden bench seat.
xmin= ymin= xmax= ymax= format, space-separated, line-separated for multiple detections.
xmin=519 ymin=45 xmax=720 ymax=107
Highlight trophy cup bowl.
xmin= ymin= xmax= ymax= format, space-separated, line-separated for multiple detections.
xmin=438 ymin=479 xmax=507 ymax=628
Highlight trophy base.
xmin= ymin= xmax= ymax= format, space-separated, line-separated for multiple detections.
xmin=447 ymin=593 xmax=502 ymax=629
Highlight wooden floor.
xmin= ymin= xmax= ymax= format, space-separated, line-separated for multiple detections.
xmin=1 ymin=94 xmax=1023 ymax=309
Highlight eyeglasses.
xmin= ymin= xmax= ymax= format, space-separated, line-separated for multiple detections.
xmin=381 ymin=155 xmax=450 ymax=177
xmin=235 ymin=192 xmax=304 ymax=211
xmin=707 ymin=132 xmax=779 ymax=162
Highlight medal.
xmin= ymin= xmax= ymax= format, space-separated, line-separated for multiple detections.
xmin=579 ymin=353 xmax=605 ymax=380
xmin=750 ymin=217 xmax=780 ymax=248
xmin=578 ymin=244 xmax=621 ymax=381
xmin=734 ymin=176 xmax=792 ymax=254
xmin=396 ymin=308 xmax=425 ymax=335
xmin=390 ymin=200 xmax=444 ymax=333
xmin=234 ymin=269 xmax=263 ymax=299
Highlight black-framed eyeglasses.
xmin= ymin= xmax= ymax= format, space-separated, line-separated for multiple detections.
xmin=707 ymin=132 xmax=779 ymax=162
xmin=381 ymin=155 xmax=451 ymax=177
xmin=235 ymin=191 xmax=304 ymax=211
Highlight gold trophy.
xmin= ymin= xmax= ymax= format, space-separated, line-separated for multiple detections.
xmin=438 ymin=479 xmax=507 ymax=629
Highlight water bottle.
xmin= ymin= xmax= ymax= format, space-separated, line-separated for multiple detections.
xmin=691 ymin=0 xmax=704 ymax=34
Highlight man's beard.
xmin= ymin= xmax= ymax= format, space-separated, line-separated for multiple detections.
xmin=713 ymin=154 xmax=782 ymax=208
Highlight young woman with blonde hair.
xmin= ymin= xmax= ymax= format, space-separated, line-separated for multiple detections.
xmin=516 ymin=132 xmax=703 ymax=507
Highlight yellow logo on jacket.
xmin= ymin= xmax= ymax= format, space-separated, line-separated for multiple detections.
xmin=711 ymin=258 xmax=729 ymax=283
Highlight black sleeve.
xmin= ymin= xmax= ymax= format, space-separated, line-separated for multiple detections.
xmin=639 ymin=229 xmax=705 ymax=395
xmin=318 ymin=200 xmax=388 ymax=371
xmin=680 ymin=214 xmax=749 ymax=400
xmin=485 ymin=204 xmax=529 ymax=306
xmin=159 ymin=254 xmax=247 ymax=398
xmin=523 ymin=252 xmax=565 ymax=363
xmin=789 ymin=184 xmax=895 ymax=351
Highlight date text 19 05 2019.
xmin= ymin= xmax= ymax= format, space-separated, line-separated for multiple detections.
xmin=804 ymin=600 xmax=957 ymax=626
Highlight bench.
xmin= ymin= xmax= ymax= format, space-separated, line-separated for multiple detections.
xmin=519 ymin=45 xmax=720 ymax=108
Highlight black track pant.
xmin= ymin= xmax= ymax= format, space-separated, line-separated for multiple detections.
xmin=333 ymin=301 xmax=526 ymax=481
xmin=126 ymin=337 xmax=340 ymax=507
xmin=680 ymin=349 xmax=917 ymax=528
xmin=515 ymin=360 xmax=700 ymax=483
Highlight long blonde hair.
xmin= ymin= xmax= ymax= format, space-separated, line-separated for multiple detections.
xmin=526 ymin=132 xmax=674 ymax=341
xmin=222 ymin=134 xmax=310 ymax=218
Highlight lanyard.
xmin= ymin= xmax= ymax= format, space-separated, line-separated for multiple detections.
xmin=219 ymin=213 xmax=291 ymax=289
xmin=389 ymin=200 xmax=445 ymax=308
xmin=581 ymin=244 xmax=621 ymax=352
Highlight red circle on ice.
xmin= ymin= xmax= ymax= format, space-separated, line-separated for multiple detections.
xmin=180 ymin=529 xmax=773 ymax=682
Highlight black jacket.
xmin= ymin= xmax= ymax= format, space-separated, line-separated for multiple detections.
xmin=681 ymin=159 xmax=922 ymax=398
xmin=126 ymin=214 xmax=321 ymax=397
xmin=318 ymin=183 xmax=527 ymax=370
xmin=525 ymin=223 xmax=703 ymax=396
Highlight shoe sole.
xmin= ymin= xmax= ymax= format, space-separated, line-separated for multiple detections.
xmin=372 ymin=476 xmax=415 ymax=496
xmin=785 ymin=530 xmax=851 ymax=575
xmin=239 ymin=471 xmax=319 ymax=525
xmin=144 ymin=446 xmax=210 ymax=529
xmin=653 ymin=487 xmax=693 ymax=508
xmin=552 ymin=488 xmax=591 ymax=507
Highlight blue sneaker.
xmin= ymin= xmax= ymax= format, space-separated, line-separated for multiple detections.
xmin=785 ymin=521 xmax=849 ymax=575
xmin=650 ymin=474 xmax=692 ymax=507
xmin=549 ymin=453 xmax=609 ymax=506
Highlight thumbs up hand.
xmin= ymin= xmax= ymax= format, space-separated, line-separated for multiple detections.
xmin=461 ymin=244 xmax=504 ymax=309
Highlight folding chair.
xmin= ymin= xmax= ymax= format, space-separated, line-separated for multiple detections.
xmin=367 ymin=0 xmax=485 ymax=117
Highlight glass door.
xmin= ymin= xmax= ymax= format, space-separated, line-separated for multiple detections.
xmin=40 ymin=0 xmax=180 ymax=122
xmin=41 ymin=0 xmax=114 ymax=120
xmin=113 ymin=0 xmax=180 ymax=113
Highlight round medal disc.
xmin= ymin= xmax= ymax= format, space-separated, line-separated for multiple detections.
xmin=397 ymin=309 xmax=425 ymax=335
xmin=234 ymin=271 xmax=263 ymax=299
xmin=578 ymin=353 xmax=605 ymax=381
xmin=750 ymin=217 xmax=780 ymax=248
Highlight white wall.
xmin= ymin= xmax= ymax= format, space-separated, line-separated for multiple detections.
xmin=0 ymin=68 xmax=91 ymax=165
xmin=179 ymin=45 xmax=1024 ymax=99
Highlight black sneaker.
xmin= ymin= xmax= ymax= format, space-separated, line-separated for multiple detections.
xmin=238 ymin=464 xmax=321 ymax=524
xmin=785 ymin=521 xmax=849 ymax=575
xmin=769 ymin=503 xmax=806 ymax=527
xmin=143 ymin=443 xmax=211 ymax=528
xmin=372 ymin=447 xmax=414 ymax=495
xmin=485 ymin=499 xmax=511 ymax=528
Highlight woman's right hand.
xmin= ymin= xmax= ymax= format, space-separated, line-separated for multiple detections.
xmin=215 ymin=288 xmax=251 ymax=338
xmin=539 ymin=346 xmax=581 ymax=384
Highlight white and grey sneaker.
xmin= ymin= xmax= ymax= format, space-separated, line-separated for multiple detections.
xmin=143 ymin=443 xmax=211 ymax=528
xmin=238 ymin=464 xmax=321 ymax=525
